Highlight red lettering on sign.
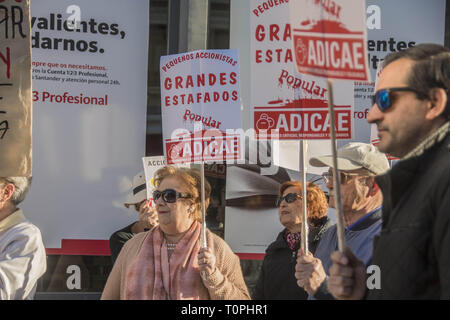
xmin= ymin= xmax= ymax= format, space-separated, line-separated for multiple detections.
xmin=0 ymin=47 xmax=11 ymax=79
xmin=253 ymin=98 xmax=351 ymax=140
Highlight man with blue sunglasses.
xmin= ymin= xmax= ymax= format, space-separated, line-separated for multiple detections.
xmin=329 ymin=43 xmax=450 ymax=300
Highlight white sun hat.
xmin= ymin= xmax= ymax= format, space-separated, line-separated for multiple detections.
xmin=123 ymin=172 xmax=147 ymax=206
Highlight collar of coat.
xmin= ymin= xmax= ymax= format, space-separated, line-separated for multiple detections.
xmin=403 ymin=121 xmax=450 ymax=160
xmin=0 ymin=209 xmax=25 ymax=233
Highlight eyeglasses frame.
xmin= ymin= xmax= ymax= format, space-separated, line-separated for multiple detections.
xmin=152 ymin=188 xmax=192 ymax=204
xmin=275 ymin=192 xmax=303 ymax=207
xmin=371 ymin=87 xmax=428 ymax=112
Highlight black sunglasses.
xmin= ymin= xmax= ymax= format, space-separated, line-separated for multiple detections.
xmin=152 ymin=189 xmax=191 ymax=203
xmin=371 ymin=87 xmax=426 ymax=112
xmin=275 ymin=193 xmax=302 ymax=207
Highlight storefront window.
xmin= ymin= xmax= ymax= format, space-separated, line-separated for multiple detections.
xmin=34 ymin=0 xmax=450 ymax=300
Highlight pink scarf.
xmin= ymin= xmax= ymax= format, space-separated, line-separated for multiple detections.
xmin=124 ymin=220 xmax=209 ymax=300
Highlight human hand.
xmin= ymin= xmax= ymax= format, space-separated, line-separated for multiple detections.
xmin=198 ymin=247 xmax=217 ymax=277
xmin=139 ymin=199 xmax=158 ymax=229
xmin=295 ymin=248 xmax=327 ymax=295
xmin=328 ymin=247 xmax=367 ymax=300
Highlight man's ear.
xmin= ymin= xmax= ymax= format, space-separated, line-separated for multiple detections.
xmin=0 ymin=183 xmax=14 ymax=203
xmin=425 ymin=88 xmax=447 ymax=120
xmin=362 ymin=177 xmax=379 ymax=197
xmin=368 ymin=179 xmax=380 ymax=196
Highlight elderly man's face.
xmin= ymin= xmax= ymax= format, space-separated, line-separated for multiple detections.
xmin=367 ymin=58 xmax=431 ymax=157
xmin=325 ymin=169 xmax=370 ymax=213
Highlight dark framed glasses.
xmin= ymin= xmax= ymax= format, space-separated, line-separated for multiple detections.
xmin=276 ymin=193 xmax=302 ymax=207
xmin=152 ymin=189 xmax=191 ymax=203
xmin=371 ymin=87 xmax=425 ymax=112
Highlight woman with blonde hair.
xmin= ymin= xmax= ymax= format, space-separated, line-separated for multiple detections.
xmin=101 ymin=166 xmax=250 ymax=300
xmin=253 ymin=181 xmax=331 ymax=300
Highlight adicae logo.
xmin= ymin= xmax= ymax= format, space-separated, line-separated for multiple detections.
xmin=256 ymin=114 xmax=275 ymax=130
xmin=169 ymin=144 xmax=183 ymax=159
xmin=295 ymin=38 xmax=308 ymax=65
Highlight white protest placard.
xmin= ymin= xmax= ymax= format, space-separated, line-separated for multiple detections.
xmin=289 ymin=0 xmax=370 ymax=82
xmin=21 ymin=0 xmax=149 ymax=255
xmin=142 ymin=156 xmax=166 ymax=201
xmin=250 ymin=0 xmax=353 ymax=141
xmin=160 ymin=49 xmax=243 ymax=165
xmin=0 ymin=0 xmax=32 ymax=177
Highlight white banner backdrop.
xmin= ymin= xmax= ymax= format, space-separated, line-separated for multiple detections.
xmin=21 ymin=0 xmax=149 ymax=254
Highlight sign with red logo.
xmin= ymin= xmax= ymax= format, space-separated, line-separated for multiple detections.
xmin=250 ymin=0 xmax=353 ymax=141
xmin=289 ymin=0 xmax=370 ymax=81
xmin=160 ymin=50 xmax=243 ymax=164
xmin=165 ymin=129 xmax=242 ymax=164
xmin=254 ymin=95 xmax=352 ymax=140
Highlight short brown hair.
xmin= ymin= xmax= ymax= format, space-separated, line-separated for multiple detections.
xmin=383 ymin=43 xmax=450 ymax=119
xmin=279 ymin=181 xmax=328 ymax=225
xmin=153 ymin=166 xmax=211 ymax=222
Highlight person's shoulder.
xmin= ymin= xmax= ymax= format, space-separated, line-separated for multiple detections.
xmin=124 ymin=230 xmax=149 ymax=246
xmin=322 ymin=223 xmax=337 ymax=236
xmin=5 ymin=219 xmax=43 ymax=240
xmin=206 ymin=228 xmax=237 ymax=257
xmin=0 ymin=220 xmax=45 ymax=257
xmin=206 ymin=228 xmax=226 ymax=246
xmin=109 ymin=228 xmax=134 ymax=243
xmin=424 ymin=132 xmax=450 ymax=189
xmin=264 ymin=229 xmax=286 ymax=254
xmin=112 ymin=230 xmax=151 ymax=267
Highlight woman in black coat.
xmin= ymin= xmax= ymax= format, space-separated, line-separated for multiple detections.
xmin=253 ymin=181 xmax=332 ymax=300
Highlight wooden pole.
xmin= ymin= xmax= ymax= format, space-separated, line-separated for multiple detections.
xmin=300 ymin=140 xmax=309 ymax=253
xmin=327 ymin=79 xmax=346 ymax=252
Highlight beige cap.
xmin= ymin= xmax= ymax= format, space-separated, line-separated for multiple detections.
xmin=309 ymin=142 xmax=390 ymax=175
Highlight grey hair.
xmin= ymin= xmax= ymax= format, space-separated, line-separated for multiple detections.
xmin=1 ymin=176 xmax=32 ymax=205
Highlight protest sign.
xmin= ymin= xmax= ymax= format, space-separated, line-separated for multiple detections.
xmin=289 ymin=0 xmax=370 ymax=82
xmin=254 ymin=77 xmax=353 ymax=140
xmin=289 ymin=0 xmax=373 ymax=251
xmin=142 ymin=156 xmax=166 ymax=201
xmin=0 ymin=0 xmax=32 ymax=177
xmin=160 ymin=49 xmax=243 ymax=164
xmin=22 ymin=0 xmax=149 ymax=254
xmin=250 ymin=0 xmax=353 ymax=141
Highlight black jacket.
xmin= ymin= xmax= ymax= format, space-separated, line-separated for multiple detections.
xmin=369 ymin=125 xmax=450 ymax=299
xmin=109 ymin=223 xmax=136 ymax=264
xmin=253 ymin=216 xmax=332 ymax=300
